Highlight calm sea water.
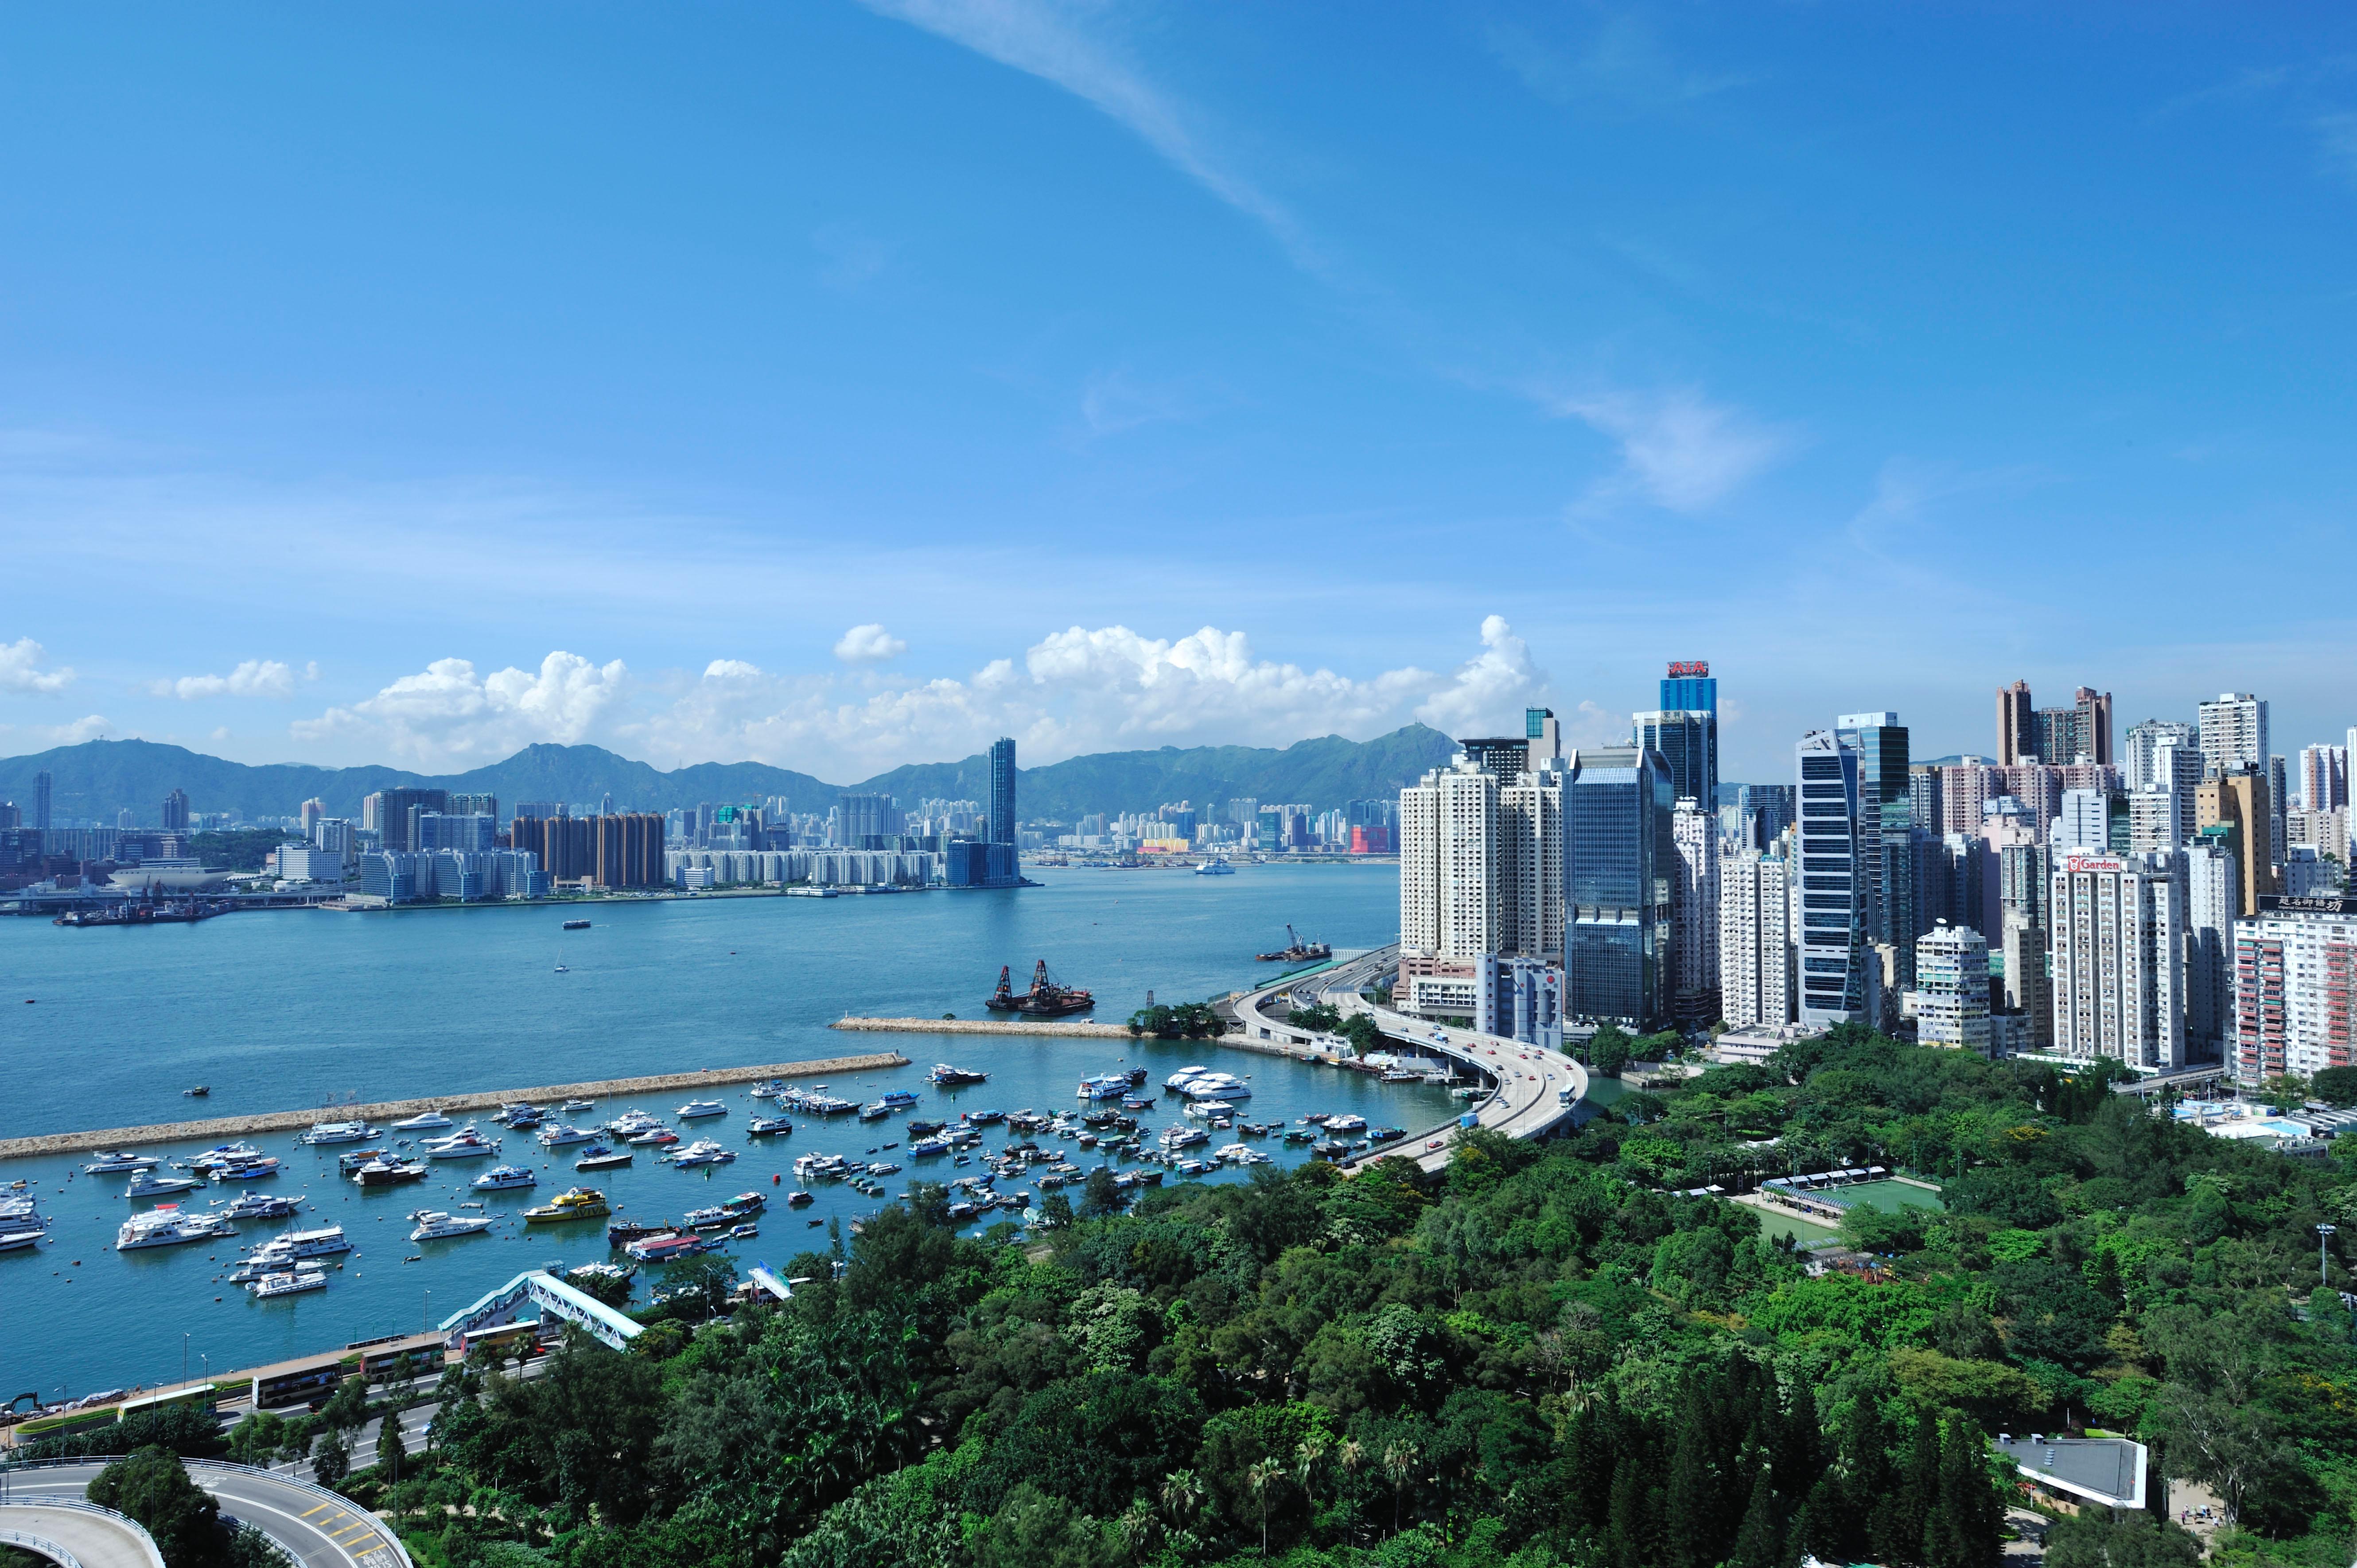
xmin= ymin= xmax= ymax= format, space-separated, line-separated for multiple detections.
xmin=0 ymin=864 xmax=1456 ymax=1400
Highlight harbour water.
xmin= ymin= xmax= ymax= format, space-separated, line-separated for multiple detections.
xmin=0 ymin=863 xmax=1462 ymax=1400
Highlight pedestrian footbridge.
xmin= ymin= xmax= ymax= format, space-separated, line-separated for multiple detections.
xmin=440 ymin=1269 xmax=644 ymax=1351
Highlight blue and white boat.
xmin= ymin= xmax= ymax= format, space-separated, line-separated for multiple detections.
xmin=82 ymin=1152 xmax=157 ymax=1174
xmin=879 ymin=1090 xmax=922 ymax=1109
xmin=473 ymin=1164 xmax=539 ymax=1191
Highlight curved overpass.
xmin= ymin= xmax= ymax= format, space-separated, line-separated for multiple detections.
xmin=1229 ymin=943 xmax=1587 ymax=1172
xmin=0 ymin=1499 xmax=164 ymax=1568
xmin=5 ymin=1461 xmax=410 ymax=1568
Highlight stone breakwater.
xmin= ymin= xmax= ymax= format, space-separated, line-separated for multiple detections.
xmin=832 ymin=1015 xmax=1136 ymax=1040
xmin=0 ymin=1052 xmax=910 ymax=1160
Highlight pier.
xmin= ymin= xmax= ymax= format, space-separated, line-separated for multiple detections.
xmin=832 ymin=1015 xmax=1136 ymax=1040
xmin=0 ymin=1052 xmax=909 ymax=1160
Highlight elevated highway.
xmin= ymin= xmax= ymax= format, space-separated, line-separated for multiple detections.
xmin=4 ymin=1461 xmax=409 ymax=1568
xmin=0 ymin=1498 xmax=163 ymax=1568
xmin=1228 ymin=943 xmax=1586 ymax=1172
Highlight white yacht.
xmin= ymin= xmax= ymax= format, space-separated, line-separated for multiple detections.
xmin=471 ymin=1164 xmax=538 ymax=1191
xmin=117 ymin=1206 xmax=233 ymax=1250
xmin=677 ymin=1099 xmax=728 ymax=1119
xmin=0 ymin=1229 xmax=45 ymax=1253
xmin=1193 ymin=858 xmax=1235 ymax=875
xmin=389 ymin=1110 xmax=454 ymax=1132
xmin=537 ymin=1123 xmax=595 ymax=1148
xmin=253 ymin=1224 xmax=352 ymax=1259
xmin=1322 ymin=1114 xmax=1368 ymax=1133
xmin=124 ymin=1171 xmax=206 ymax=1199
xmin=669 ymin=1140 xmax=735 ymax=1168
xmin=561 ymin=1097 xmax=596 ymax=1112
xmin=82 ymin=1152 xmax=158 ymax=1174
xmin=408 ymin=1210 xmax=495 ymax=1242
xmin=300 ymin=1121 xmax=377 ymax=1145
xmin=1180 ymin=1073 xmax=1249 ymax=1100
xmin=219 ymin=1192 xmax=301 ymax=1220
xmin=420 ymin=1127 xmax=499 ymax=1159
xmin=253 ymin=1262 xmax=329 ymax=1298
xmin=1159 ymin=1126 xmax=1209 ymax=1150
xmin=1163 ymin=1067 xmax=1210 ymax=1091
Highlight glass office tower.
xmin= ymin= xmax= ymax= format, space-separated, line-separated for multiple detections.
xmin=1796 ymin=730 xmax=1867 ymax=1028
xmin=1836 ymin=711 xmax=1916 ymax=994
xmin=1564 ymin=745 xmax=1674 ymax=1028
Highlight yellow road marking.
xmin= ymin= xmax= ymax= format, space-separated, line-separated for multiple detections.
xmin=300 ymin=1502 xmax=335 ymax=1520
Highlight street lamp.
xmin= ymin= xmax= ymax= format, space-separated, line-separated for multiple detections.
xmin=2320 ymin=1223 xmax=2338 ymax=1286
xmin=183 ymin=1332 xmax=190 ymax=1384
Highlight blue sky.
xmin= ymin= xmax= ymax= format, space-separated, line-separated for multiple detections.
xmin=2 ymin=3 xmax=2354 ymax=783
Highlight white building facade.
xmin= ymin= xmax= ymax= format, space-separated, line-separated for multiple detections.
xmin=1718 ymin=850 xmax=1791 ymax=1028
xmin=2232 ymin=895 xmax=2357 ymax=1083
xmin=2050 ymin=851 xmax=2185 ymax=1071
xmin=1914 ymin=920 xmax=1991 ymax=1054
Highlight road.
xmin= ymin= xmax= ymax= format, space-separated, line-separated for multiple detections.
xmin=1228 ymin=943 xmax=1588 ymax=1172
xmin=6 ymin=1460 xmax=408 ymax=1568
xmin=0 ymin=1498 xmax=164 ymax=1568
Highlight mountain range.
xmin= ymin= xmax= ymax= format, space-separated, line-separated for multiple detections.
xmin=0 ymin=727 xmax=1459 ymax=826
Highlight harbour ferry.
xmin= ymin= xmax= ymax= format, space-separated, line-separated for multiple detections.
xmin=523 ymin=1187 xmax=609 ymax=1223
xmin=1193 ymin=857 xmax=1235 ymax=875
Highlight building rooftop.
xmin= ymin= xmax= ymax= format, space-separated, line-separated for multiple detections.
xmin=1991 ymin=1435 xmax=2145 ymax=1510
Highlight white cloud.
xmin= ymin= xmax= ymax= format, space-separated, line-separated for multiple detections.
xmin=149 ymin=659 xmax=299 ymax=701
xmin=833 ymin=624 xmax=909 ymax=663
xmin=288 ymin=619 xmax=1560 ymax=781
xmin=292 ymin=652 xmax=629 ymax=768
xmin=0 ymin=638 xmax=74 ymax=694
xmin=857 ymin=0 xmax=1315 ymax=269
xmin=0 ymin=713 xmax=110 ymax=747
xmin=1547 ymin=387 xmax=1794 ymax=512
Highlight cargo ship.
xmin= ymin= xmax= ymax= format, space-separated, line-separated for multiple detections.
xmin=1254 ymin=924 xmax=1332 ymax=963
xmin=982 ymin=959 xmax=1095 ymax=1017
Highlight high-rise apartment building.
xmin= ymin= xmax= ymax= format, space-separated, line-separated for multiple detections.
xmin=595 ymin=813 xmax=665 ymax=889
xmin=33 ymin=770 xmax=51 ymax=832
xmin=1499 ymin=767 xmax=1564 ymax=964
xmin=1914 ymin=921 xmax=1991 ymax=1054
xmin=1719 ymin=850 xmax=1790 ymax=1027
xmin=2299 ymin=745 xmax=2348 ymax=812
xmin=2232 ymin=894 xmax=2357 ymax=1084
xmin=447 ymin=793 xmax=498 ymax=820
xmin=2198 ymin=693 xmax=2269 ymax=779
xmin=1399 ymin=757 xmax=1501 ymax=962
xmin=2033 ymin=687 xmax=2113 ymax=766
xmin=300 ymin=798 xmax=326 ymax=838
xmin=2050 ymin=852 xmax=2184 ymax=1071
xmin=2053 ymin=788 xmax=2111 ymax=853
xmin=2126 ymin=787 xmax=2183 ymax=854
xmin=1939 ymin=760 xmax=1999 ymax=835
xmin=835 ymin=792 xmax=895 ymax=846
xmin=1458 ymin=735 xmax=1535 ymax=780
xmin=160 ymin=788 xmax=190 ymax=834
xmin=2124 ymin=720 xmax=2198 ymax=790
xmin=2000 ymin=763 xmax=2061 ymax=826
xmin=1669 ymin=797 xmax=1719 ymax=1026
xmin=2196 ymin=770 xmax=2276 ymax=917
xmin=1564 ymin=745 xmax=1674 ymax=1029
xmin=1837 ymin=712 xmax=1916 ymax=994
xmin=1999 ymin=913 xmax=2051 ymax=1051
xmin=1998 ymin=681 xmax=2037 ymax=767
xmin=2269 ymin=755 xmax=2290 ymax=869
xmin=364 ymin=788 xmax=448 ymax=854
xmin=1795 ymin=731 xmax=1868 ymax=1029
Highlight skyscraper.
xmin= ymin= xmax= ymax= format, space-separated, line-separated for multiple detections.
xmin=1795 ymin=730 xmax=1868 ymax=1030
xmin=988 ymin=737 xmax=1016 ymax=849
xmin=2299 ymin=745 xmax=2349 ymax=812
xmin=1399 ymin=756 xmax=1501 ymax=960
xmin=1634 ymin=710 xmax=1717 ymax=813
xmin=2034 ymin=687 xmax=2113 ymax=766
xmin=1718 ymin=850 xmax=1790 ymax=1027
xmin=1997 ymin=681 xmax=2037 ymax=767
xmin=1564 ymin=745 xmax=1674 ymax=1029
xmin=1660 ymin=660 xmax=1716 ymax=714
xmin=1498 ymin=765 xmax=1564 ymax=964
xmin=2124 ymin=719 xmax=2198 ymax=789
xmin=160 ymin=788 xmax=190 ymax=834
xmin=2197 ymin=693 xmax=2269 ymax=778
xmin=2268 ymin=754 xmax=2289 ymax=869
xmin=1669 ymin=797 xmax=1719 ymax=1026
xmin=2049 ymin=851 xmax=2185 ymax=1071
xmin=2196 ymin=769 xmax=2276 ymax=916
xmin=1525 ymin=706 xmax=1561 ymax=772
xmin=300 ymin=798 xmax=326 ymax=839
xmin=1457 ymin=735 xmax=1534 ymax=779
xmin=1836 ymin=712 xmax=1916 ymax=994
xmin=34 ymin=770 xmax=51 ymax=832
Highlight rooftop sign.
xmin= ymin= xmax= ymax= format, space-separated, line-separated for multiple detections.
xmin=1666 ymin=660 xmax=1710 ymax=678
xmin=2260 ymin=894 xmax=2357 ymax=916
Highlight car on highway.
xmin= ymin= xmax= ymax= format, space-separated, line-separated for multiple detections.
xmin=1426 ymin=1138 xmax=1446 ymax=1151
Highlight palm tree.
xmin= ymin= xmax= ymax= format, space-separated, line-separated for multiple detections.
xmin=1295 ymin=1431 xmax=1331 ymax=1521
xmin=1246 ymin=1460 xmax=1279 ymax=1556
xmin=1335 ymin=1438 xmax=1366 ymax=1545
xmin=1159 ymin=1467 xmax=1205 ymax=1532
xmin=1382 ymin=1440 xmax=1419 ymax=1537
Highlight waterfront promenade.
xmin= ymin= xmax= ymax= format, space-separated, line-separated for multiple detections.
xmin=0 ymin=1052 xmax=907 ymax=1160
xmin=832 ymin=1016 xmax=1134 ymax=1040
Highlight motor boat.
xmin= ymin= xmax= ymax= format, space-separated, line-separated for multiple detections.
xmin=1077 ymin=1074 xmax=1130 ymax=1100
xmin=576 ymin=1145 xmax=633 ymax=1171
xmin=1178 ymin=1073 xmax=1249 ymax=1100
xmin=1182 ymin=1100 xmax=1234 ymax=1121
xmin=627 ymin=1128 xmax=679 ymax=1147
xmin=252 ymin=1225 xmax=351 ymax=1259
xmin=214 ymin=1158 xmax=281 ymax=1181
xmin=859 ymin=1101 xmax=893 ymax=1121
xmin=0 ymin=1229 xmax=45 ymax=1252
xmin=389 ymin=1111 xmax=453 ymax=1132
xmin=537 ymin=1124 xmax=595 ymax=1147
xmin=561 ymin=1098 xmax=596 ymax=1112
xmin=124 ymin=1171 xmax=206 ymax=1199
xmin=300 ymin=1121 xmax=378 ymax=1145
xmin=472 ymin=1164 xmax=539 ymax=1191
xmin=786 ymin=1190 xmax=815 ymax=1208
xmin=668 ymin=1140 xmax=736 ymax=1168
xmin=1322 ymin=1114 xmax=1368 ymax=1133
xmin=747 ymin=1115 xmax=794 ymax=1135
xmin=421 ymin=1128 xmax=500 ymax=1159
xmin=409 ymin=1209 xmax=495 ymax=1242
xmin=83 ymin=1151 xmax=158 ymax=1174
xmin=879 ymin=1090 xmax=921 ymax=1109
xmin=722 ymin=1191 xmax=767 ymax=1215
xmin=252 ymin=1262 xmax=329 ymax=1298
xmin=728 ymin=1223 xmax=758 ymax=1240
xmin=677 ymin=1099 xmax=728 ymax=1120
xmin=351 ymin=1158 xmax=429 ymax=1186
xmin=189 ymin=1143 xmax=265 ymax=1172
xmin=931 ymin=1064 xmax=988 ymax=1086
xmin=219 ymin=1192 xmax=302 ymax=1220
xmin=117 ymin=1205 xmax=234 ymax=1250
xmin=1159 ymin=1126 xmax=1208 ymax=1150
xmin=523 ymin=1187 xmax=609 ymax=1223
xmin=683 ymin=1205 xmax=729 ymax=1229
xmin=335 ymin=1148 xmax=391 ymax=1172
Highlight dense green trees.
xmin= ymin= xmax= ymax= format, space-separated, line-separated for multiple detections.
xmin=318 ymin=1026 xmax=2357 ymax=1568
xmin=84 ymin=1445 xmax=279 ymax=1568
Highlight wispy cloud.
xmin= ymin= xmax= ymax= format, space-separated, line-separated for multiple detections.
xmin=1484 ymin=14 xmax=1752 ymax=115
xmin=857 ymin=0 xmax=1318 ymax=271
xmin=1541 ymin=386 xmax=1796 ymax=513
xmin=833 ymin=623 xmax=910 ymax=663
